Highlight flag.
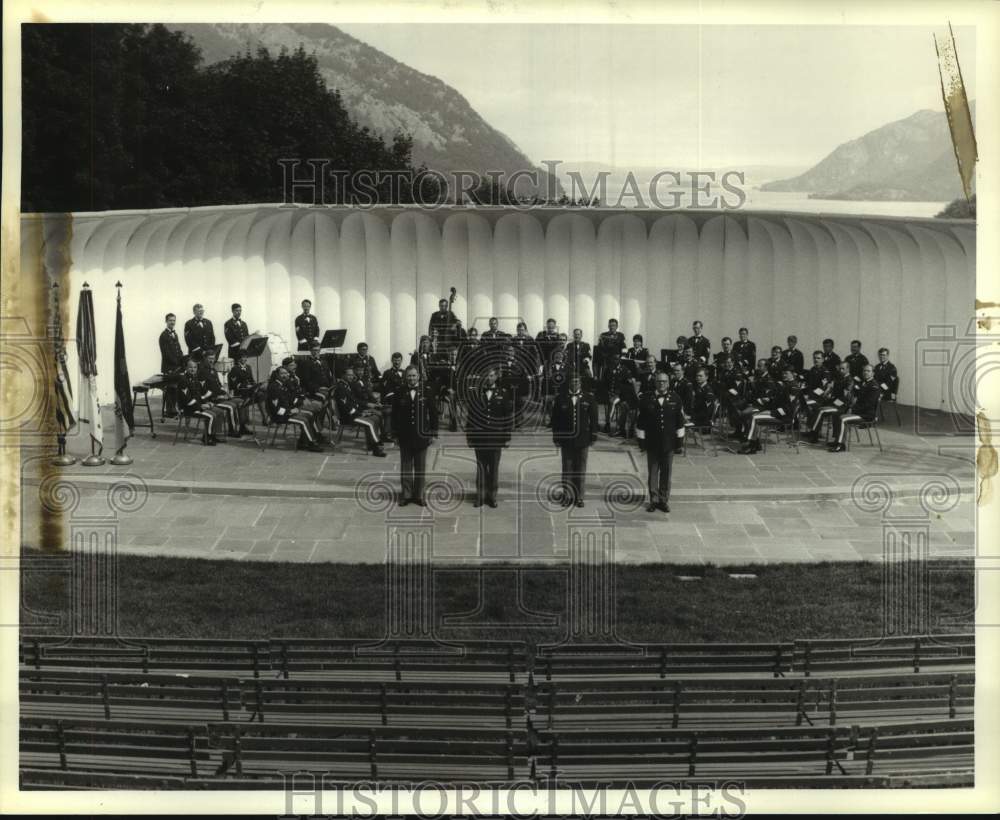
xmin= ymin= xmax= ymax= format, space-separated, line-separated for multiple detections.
xmin=934 ymin=24 xmax=977 ymax=202
xmin=54 ymin=348 xmax=76 ymax=433
xmin=75 ymin=286 xmax=103 ymax=452
xmin=113 ymin=288 xmax=135 ymax=452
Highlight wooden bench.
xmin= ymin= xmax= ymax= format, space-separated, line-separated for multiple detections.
xmin=21 ymin=636 xmax=271 ymax=677
xmin=530 ymin=718 xmax=973 ymax=785
xmin=206 ymin=723 xmax=530 ymax=784
xmin=20 ymin=718 xmax=219 ymax=780
xmin=530 ymin=671 xmax=973 ymax=730
xmin=266 ymin=638 xmax=529 ymax=682
xmin=794 ymin=634 xmax=975 ymax=676
xmin=533 ymin=642 xmax=795 ymax=680
xmin=20 ymin=669 xmax=243 ymax=724
xmin=238 ymin=679 xmax=525 ymax=728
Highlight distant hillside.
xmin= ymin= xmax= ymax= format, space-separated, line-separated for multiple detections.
xmin=763 ymin=104 xmax=975 ymax=202
xmin=173 ymin=23 xmax=559 ymax=197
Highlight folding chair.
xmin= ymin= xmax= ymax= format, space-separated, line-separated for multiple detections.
xmin=255 ymin=395 xmax=299 ymax=451
xmin=172 ymin=412 xmax=209 ymax=446
xmin=850 ymin=397 xmax=883 ymax=453
xmin=759 ymin=397 xmax=801 ymax=454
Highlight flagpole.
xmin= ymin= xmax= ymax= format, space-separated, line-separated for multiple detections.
xmin=110 ymin=281 xmax=134 ymax=465
xmin=51 ymin=281 xmax=77 ymax=466
xmin=79 ymin=281 xmax=107 ymax=467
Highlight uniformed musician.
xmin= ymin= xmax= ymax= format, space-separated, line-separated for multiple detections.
xmin=766 ymin=346 xmax=785 ymax=381
xmin=636 ymin=371 xmax=686 ymax=513
xmin=158 ymin=312 xmax=185 ymax=418
xmin=733 ymin=360 xmax=774 ymax=440
xmin=596 ymin=318 xmax=626 ymax=380
xmin=637 ymin=354 xmax=660 ymax=397
xmin=625 ymin=334 xmax=649 ymax=363
xmin=465 ymin=366 xmax=513 ymax=508
xmin=480 ymin=317 xmax=511 ymax=349
xmin=177 ymin=359 xmax=226 ymax=445
xmin=873 ymin=348 xmax=899 ymax=402
xmin=821 ymin=338 xmax=842 ymax=375
xmin=845 ymin=340 xmax=869 ymax=384
xmin=380 ymin=352 xmax=407 ymax=442
xmin=716 ymin=355 xmax=747 ymax=435
xmin=334 ymin=367 xmax=387 ymax=457
xmin=802 ymin=351 xmax=832 ymax=413
xmin=224 ymin=303 xmax=249 ymax=359
xmin=565 ymin=328 xmax=593 ymax=382
xmin=542 ymin=348 xmax=569 ymax=426
xmin=829 ymin=364 xmax=881 ymax=452
xmin=681 ymin=347 xmax=702 ymax=383
xmin=351 ymin=342 xmax=382 ymax=400
xmin=551 ymin=373 xmax=599 ymax=507
xmin=536 ymin=318 xmax=562 ymax=366
xmin=298 ymin=342 xmax=336 ymax=431
xmin=732 ymin=327 xmax=756 ymax=373
xmin=392 ymin=365 xmax=439 ymax=505
xmin=602 ymin=352 xmax=637 ymax=437
xmin=782 ymin=335 xmax=805 ymax=377
xmin=183 ymin=304 xmax=215 ymax=361
xmin=740 ymin=366 xmax=797 ymax=454
xmin=669 ymin=362 xmax=694 ymax=417
xmin=200 ymin=351 xmax=251 ymax=437
xmin=688 ymin=320 xmax=711 ymax=363
xmin=429 ymin=298 xmax=461 ymax=352
xmin=804 ymin=361 xmax=854 ymax=443
xmin=266 ymin=366 xmax=322 ymax=452
xmin=227 ymin=350 xmax=257 ymax=402
xmin=294 ymin=299 xmax=321 ymax=352
xmin=689 ymin=367 xmax=718 ymax=429
xmin=714 ymin=336 xmax=735 ymax=369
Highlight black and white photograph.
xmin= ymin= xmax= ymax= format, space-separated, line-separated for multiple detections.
xmin=2 ymin=0 xmax=997 ymax=813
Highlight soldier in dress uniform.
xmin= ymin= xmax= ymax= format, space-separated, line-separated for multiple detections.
xmin=669 ymin=362 xmax=694 ymax=417
xmin=428 ymin=298 xmax=461 ymax=352
xmin=596 ymin=318 xmax=626 ymax=380
xmin=224 ymin=303 xmax=249 ymax=360
xmin=380 ymin=352 xmax=407 ymax=442
xmin=740 ymin=366 xmax=797 ymax=454
xmin=564 ymin=328 xmax=593 ymax=383
xmin=227 ymin=350 xmax=257 ymax=403
xmin=665 ymin=335 xmax=688 ymax=367
xmin=602 ymin=352 xmax=638 ymax=437
xmin=732 ymin=360 xmax=774 ymax=440
xmin=266 ymin=366 xmax=322 ymax=452
xmin=625 ymin=334 xmax=649 ymax=363
xmin=465 ymin=367 xmax=513 ymax=508
xmin=298 ymin=342 xmax=336 ymax=430
xmin=873 ymin=348 xmax=899 ymax=402
xmin=636 ymin=371 xmax=686 ymax=513
xmin=334 ymin=368 xmax=387 ymax=457
xmin=480 ymin=317 xmax=511 ymax=348
xmin=681 ymin=347 xmax=702 ymax=383
xmin=689 ymin=367 xmax=718 ymax=428
xmin=200 ymin=351 xmax=251 ymax=437
xmin=294 ymin=299 xmax=321 ymax=352
xmin=716 ymin=355 xmax=747 ymax=435
xmin=551 ymin=374 xmax=599 ymax=507
xmin=802 ymin=351 xmax=832 ymax=416
xmin=158 ymin=312 xmax=185 ymax=418
xmin=804 ymin=361 xmax=854 ymax=443
xmin=177 ymin=359 xmax=226 ymax=445
xmin=536 ymin=318 xmax=562 ymax=366
xmin=637 ymin=353 xmax=660 ymax=396
xmin=766 ymin=346 xmax=785 ymax=381
xmin=845 ymin=340 xmax=869 ymax=384
xmin=732 ymin=328 xmax=756 ymax=374
xmin=821 ymin=338 xmax=842 ymax=375
xmin=829 ymin=364 xmax=881 ymax=452
xmin=183 ymin=304 xmax=216 ymax=361
xmin=714 ymin=336 xmax=735 ymax=369
xmin=782 ymin=335 xmax=805 ymax=377
xmin=542 ymin=348 xmax=569 ymax=426
xmin=351 ymin=342 xmax=382 ymax=401
xmin=392 ymin=366 xmax=439 ymax=505
xmin=688 ymin=320 xmax=711 ymax=363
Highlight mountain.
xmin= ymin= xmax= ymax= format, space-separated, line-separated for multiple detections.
xmin=762 ymin=104 xmax=975 ymax=201
xmin=171 ymin=23 xmax=559 ymax=198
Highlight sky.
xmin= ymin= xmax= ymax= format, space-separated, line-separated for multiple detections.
xmin=337 ymin=24 xmax=976 ymax=171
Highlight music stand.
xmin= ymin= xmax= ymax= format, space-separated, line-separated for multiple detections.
xmin=242 ymin=336 xmax=269 ymax=382
xmin=321 ymin=329 xmax=347 ymax=351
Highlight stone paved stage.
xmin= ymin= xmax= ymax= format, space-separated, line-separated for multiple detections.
xmin=21 ymin=420 xmax=976 ymax=565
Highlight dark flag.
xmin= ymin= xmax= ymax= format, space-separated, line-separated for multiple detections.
xmin=75 ymin=285 xmax=103 ymax=451
xmin=113 ymin=287 xmax=134 ymax=452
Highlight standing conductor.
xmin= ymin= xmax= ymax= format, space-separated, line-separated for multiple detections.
xmin=636 ymin=371 xmax=686 ymax=513
xmin=391 ymin=366 xmax=438 ymax=506
xmin=551 ymin=374 xmax=599 ymax=507
xmin=465 ymin=367 xmax=513 ymax=508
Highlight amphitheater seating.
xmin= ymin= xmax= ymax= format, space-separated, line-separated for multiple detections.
xmin=18 ymin=633 xmax=975 ymax=789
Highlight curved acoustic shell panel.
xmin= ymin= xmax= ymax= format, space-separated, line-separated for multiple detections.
xmin=23 ymin=205 xmax=975 ymax=413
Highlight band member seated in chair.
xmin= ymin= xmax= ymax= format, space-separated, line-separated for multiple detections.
xmin=177 ymin=359 xmax=226 ymax=445
xmin=802 ymin=351 xmax=832 ymax=414
xmin=873 ymin=348 xmax=899 ymax=402
xmin=465 ymin=367 xmax=513 ymax=507
xmin=732 ymin=327 xmax=756 ymax=374
xmin=267 ymin=366 xmax=322 ymax=452
xmin=158 ymin=312 xmax=184 ymax=418
xmin=392 ymin=366 xmax=438 ymax=506
xmin=681 ymin=346 xmax=702 ymax=383
xmin=782 ymin=335 xmax=804 ymax=377
xmin=299 ymin=342 xmax=336 ymax=428
xmin=543 ymin=348 xmax=569 ymax=427
xmin=224 ymin=303 xmax=249 ymax=360
xmin=596 ymin=318 xmax=626 ymax=380
xmin=689 ymin=368 xmax=718 ymax=429
xmin=565 ymin=328 xmax=593 ymax=383
xmin=480 ymin=316 xmax=511 ymax=347
xmin=688 ymin=320 xmax=711 ymax=363
xmin=804 ymin=361 xmax=854 ymax=443
xmin=636 ymin=371 xmax=685 ymax=513
xmin=428 ymin=298 xmax=461 ymax=352
xmin=714 ymin=336 xmax=735 ymax=369
xmin=183 ymin=303 xmax=215 ymax=362
xmin=845 ymin=339 xmax=869 ymax=384
xmin=740 ymin=367 xmax=797 ymax=454
xmin=200 ymin=351 xmax=251 ymax=437
xmin=637 ymin=354 xmax=659 ymax=396
xmin=535 ymin=317 xmax=562 ymax=365
xmin=669 ymin=362 xmax=694 ymax=418
xmin=380 ymin=352 xmax=407 ymax=442
xmin=551 ymin=374 xmax=599 ymax=507
xmin=716 ymin=356 xmax=746 ymax=435
xmin=351 ymin=342 xmax=382 ymax=400
xmin=766 ymin=346 xmax=785 ymax=381
xmin=732 ymin=360 xmax=773 ymax=439
xmin=821 ymin=338 xmax=841 ymax=375
xmin=282 ymin=357 xmax=326 ymax=440
xmin=294 ymin=299 xmax=320 ymax=352
xmin=335 ymin=368 xmax=387 ymax=456
xmin=829 ymin=364 xmax=881 ymax=452
xmin=604 ymin=353 xmax=638 ymax=437
xmin=227 ymin=350 xmax=257 ymax=402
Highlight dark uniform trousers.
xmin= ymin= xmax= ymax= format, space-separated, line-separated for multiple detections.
xmin=552 ymin=392 xmax=599 ymax=502
xmin=475 ymin=449 xmax=502 ymax=505
xmin=392 ymin=388 xmax=437 ymax=501
xmin=466 ymin=388 xmax=512 ymax=505
xmin=637 ymin=393 xmax=684 ymax=506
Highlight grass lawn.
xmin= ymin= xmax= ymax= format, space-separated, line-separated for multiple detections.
xmin=20 ymin=550 xmax=974 ymax=645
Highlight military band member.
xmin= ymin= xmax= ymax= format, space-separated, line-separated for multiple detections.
xmin=200 ymin=351 xmax=251 ymax=437
xmin=873 ymin=348 xmax=899 ymax=401
xmin=714 ymin=336 xmax=735 ymax=369
xmin=543 ymin=348 xmax=570 ymax=426
xmin=602 ymin=353 xmax=637 ymax=437
xmin=636 ymin=371 xmax=686 ymax=513
xmin=821 ymin=338 xmax=841 ymax=375
xmin=224 ymin=303 xmax=249 ymax=359
xmin=716 ymin=356 xmax=747 ymax=430
xmin=352 ymin=342 xmax=382 ymax=399
xmin=299 ymin=342 xmax=336 ymax=429
xmin=551 ymin=374 xmax=599 ymax=506
xmin=380 ymin=352 xmax=407 ymax=441
xmin=782 ymin=335 xmax=805 ymax=376
xmin=740 ymin=367 xmax=797 ymax=454
xmin=158 ymin=312 xmax=184 ymax=418
xmin=804 ymin=361 xmax=854 ymax=443
xmin=829 ymin=364 xmax=881 ymax=452
xmin=802 ymin=351 xmax=832 ymax=412
xmin=480 ymin=317 xmax=511 ymax=347
xmin=428 ymin=298 xmax=461 ymax=351
xmin=511 ymin=322 xmax=543 ymax=377
xmin=689 ymin=368 xmax=718 ymax=428
xmin=596 ymin=318 xmax=626 ymax=379
xmin=392 ymin=366 xmax=439 ymax=505
xmin=733 ymin=360 xmax=774 ymax=439
xmin=227 ymin=350 xmax=257 ymax=401
xmin=681 ymin=347 xmax=702 ymax=383
xmin=335 ymin=368 xmax=387 ymax=457
xmin=732 ymin=327 xmax=756 ymax=373
xmin=688 ymin=320 xmax=711 ymax=363
xmin=294 ymin=299 xmax=320 ymax=352
xmin=670 ymin=362 xmax=694 ymax=417
xmin=536 ymin=318 xmax=562 ymax=365
xmin=565 ymin=328 xmax=593 ymax=382
xmin=666 ymin=335 xmax=688 ymax=366
xmin=766 ymin=346 xmax=785 ymax=381
xmin=183 ymin=303 xmax=216 ymax=361
xmin=465 ymin=367 xmax=513 ymax=508
xmin=625 ymin=334 xmax=650 ymax=363
xmin=637 ymin=354 xmax=660 ymax=396
xmin=177 ymin=359 xmax=226 ymax=445
xmin=266 ymin=366 xmax=322 ymax=452
xmin=845 ymin=340 xmax=869 ymax=384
